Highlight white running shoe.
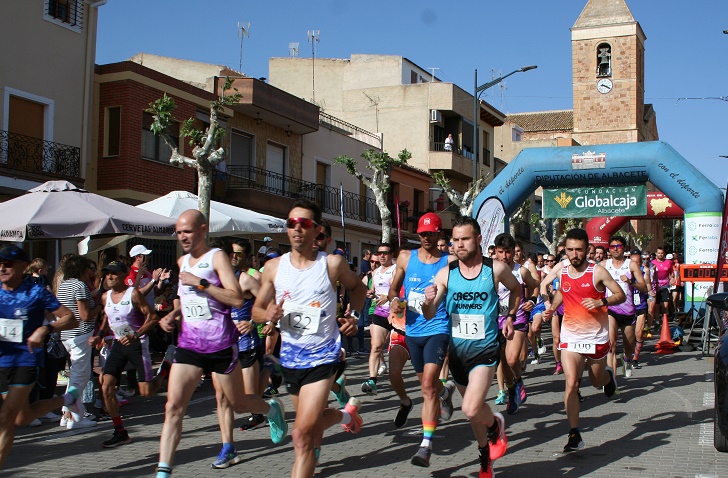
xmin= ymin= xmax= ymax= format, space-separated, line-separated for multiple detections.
xmin=39 ymin=411 xmax=61 ymax=422
xmin=67 ymin=417 xmax=97 ymax=429
xmin=26 ymin=418 xmax=42 ymax=427
xmin=377 ymin=362 xmax=388 ymax=377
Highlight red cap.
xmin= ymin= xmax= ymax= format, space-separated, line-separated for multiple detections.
xmin=417 ymin=213 xmax=442 ymax=234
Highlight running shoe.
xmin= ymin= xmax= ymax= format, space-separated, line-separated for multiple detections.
xmin=563 ymin=429 xmax=584 ymax=452
xmin=67 ymin=417 xmax=97 ymax=429
xmin=514 ymin=380 xmax=527 ymax=405
xmin=115 ymin=393 xmax=129 ymax=406
xmin=39 ymin=411 xmax=61 ymax=422
xmin=266 ymin=397 xmax=288 ymax=444
xmin=211 ymin=447 xmax=243 ymax=469
xmin=527 ymin=350 xmax=535 ymax=359
xmin=60 ymin=416 xmax=69 ymax=427
xmin=553 ymin=363 xmax=563 ymax=375
xmin=331 ymin=375 xmax=350 ymax=408
xmin=377 ymin=361 xmax=388 ymax=377
xmin=262 ymin=385 xmax=279 ymax=398
xmin=97 ymin=410 xmax=112 ymax=422
xmin=537 ymin=338 xmax=547 ymax=356
xmin=488 ymin=412 xmax=508 ymax=460
xmin=394 ymin=399 xmax=413 ymax=428
xmin=361 ymin=379 xmax=378 ymax=396
xmin=440 ymin=381 xmax=456 ymax=421
xmin=26 ymin=418 xmax=42 ymax=427
xmin=314 ymin=447 xmax=321 ymax=466
xmin=479 ymin=445 xmax=494 ymax=478
xmin=102 ymin=429 xmax=132 ymax=448
xmin=116 ymin=387 xmax=135 ymax=398
xmin=341 ymin=397 xmax=363 ymax=434
xmin=624 ymin=359 xmax=633 ymax=378
xmin=410 ymin=446 xmax=432 ymax=467
xmin=603 ymin=366 xmax=617 ymax=398
xmin=530 ymin=354 xmax=541 ymax=365
xmin=495 ymin=389 xmax=507 ymax=405
xmin=632 ymin=359 xmax=642 ymax=369
xmin=478 ymin=446 xmax=495 ymax=478
xmin=239 ymin=414 xmax=266 ymax=431
xmin=506 ymin=387 xmax=519 ymax=415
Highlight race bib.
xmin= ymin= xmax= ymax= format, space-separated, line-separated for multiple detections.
xmin=407 ymin=291 xmax=426 ymax=315
xmin=110 ymin=322 xmax=135 ymax=339
xmin=564 ymin=342 xmax=596 ymax=354
xmin=281 ymin=303 xmax=321 ymax=336
xmin=182 ymin=296 xmax=213 ymax=322
xmin=633 ymin=294 xmax=641 ymax=306
xmin=452 ymin=313 xmax=485 ymax=340
xmin=498 ymin=299 xmax=509 ymax=317
xmin=0 ymin=318 xmax=22 ymax=343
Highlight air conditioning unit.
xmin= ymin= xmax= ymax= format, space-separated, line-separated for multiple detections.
xmin=430 ymin=109 xmax=443 ymax=124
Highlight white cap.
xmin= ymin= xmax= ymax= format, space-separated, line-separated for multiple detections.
xmin=666 ymin=253 xmax=674 ymax=260
xmin=263 ymin=236 xmax=273 ymax=242
xmin=129 ymin=245 xmax=152 ymax=257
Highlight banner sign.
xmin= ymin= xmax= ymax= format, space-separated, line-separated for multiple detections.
xmin=476 ymin=197 xmax=505 ymax=250
xmin=685 ymin=211 xmax=721 ymax=303
xmin=543 ymin=184 xmax=647 ymax=218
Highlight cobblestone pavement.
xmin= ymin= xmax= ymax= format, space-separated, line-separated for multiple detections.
xmin=5 ymin=328 xmax=728 ymax=477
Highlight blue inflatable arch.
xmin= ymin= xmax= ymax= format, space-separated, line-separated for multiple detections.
xmin=472 ymin=141 xmax=723 ymax=218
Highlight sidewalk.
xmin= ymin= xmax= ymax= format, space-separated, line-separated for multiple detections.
xmin=5 ymin=331 xmax=728 ymax=477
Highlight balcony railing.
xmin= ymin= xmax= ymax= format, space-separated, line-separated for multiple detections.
xmin=227 ymin=165 xmax=384 ymax=225
xmin=0 ymin=129 xmax=81 ymax=179
xmin=431 ymin=141 xmax=473 ymax=160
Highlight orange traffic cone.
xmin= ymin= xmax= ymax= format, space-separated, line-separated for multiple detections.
xmin=655 ymin=313 xmax=676 ymax=354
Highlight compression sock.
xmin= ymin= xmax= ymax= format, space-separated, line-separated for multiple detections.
xmin=112 ymin=416 xmax=125 ymax=432
xmin=634 ymin=340 xmax=643 ymax=361
xmin=156 ymin=462 xmax=172 ymax=478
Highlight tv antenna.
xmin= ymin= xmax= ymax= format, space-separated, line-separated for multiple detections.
xmin=363 ymin=92 xmax=380 ymax=132
xmin=307 ymin=29 xmax=320 ymax=103
xmin=288 ymin=42 xmax=299 ymax=57
xmin=237 ymin=22 xmax=250 ymax=73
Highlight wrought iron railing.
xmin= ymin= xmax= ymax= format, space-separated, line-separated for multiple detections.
xmin=227 ymin=165 xmax=385 ymax=225
xmin=0 ymin=129 xmax=81 ymax=178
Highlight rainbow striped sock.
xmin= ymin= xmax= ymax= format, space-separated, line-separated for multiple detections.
xmin=420 ymin=421 xmax=437 ymax=448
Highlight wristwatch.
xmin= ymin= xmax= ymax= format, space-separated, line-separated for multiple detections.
xmin=507 ymin=313 xmax=517 ymax=320
xmin=197 ymin=279 xmax=210 ymax=290
xmin=602 ymin=298 xmax=609 ymax=307
xmin=350 ymin=311 xmax=360 ymax=324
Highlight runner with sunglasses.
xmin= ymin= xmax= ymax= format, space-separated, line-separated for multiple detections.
xmin=253 ymin=199 xmax=366 ymax=478
xmin=388 ymin=212 xmax=456 ymax=468
xmin=603 ymin=236 xmax=646 ymax=382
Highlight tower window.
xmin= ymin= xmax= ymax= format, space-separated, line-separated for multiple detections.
xmin=597 ymin=43 xmax=612 ymax=77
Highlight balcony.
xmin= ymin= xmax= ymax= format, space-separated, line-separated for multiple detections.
xmin=0 ymin=129 xmax=81 ymax=180
xmin=227 ymin=165 xmax=383 ymax=225
xmin=429 ymin=142 xmax=474 ymax=181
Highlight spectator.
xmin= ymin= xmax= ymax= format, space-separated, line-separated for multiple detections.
xmin=258 ymin=237 xmax=273 ymax=258
xmin=444 ymin=133 xmax=454 ymax=152
xmin=360 ymin=249 xmax=372 ymax=277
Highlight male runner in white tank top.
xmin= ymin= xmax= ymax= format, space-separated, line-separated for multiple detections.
xmin=253 ymin=199 xmax=366 ymax=478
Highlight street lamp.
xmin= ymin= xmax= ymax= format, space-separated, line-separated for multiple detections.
xmin=472 ymin=65 xmax=537 ymax=181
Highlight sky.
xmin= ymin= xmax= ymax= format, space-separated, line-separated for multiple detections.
xmin=96 ymin=0 xmax=728 ymax=189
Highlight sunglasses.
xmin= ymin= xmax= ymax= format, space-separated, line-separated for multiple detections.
xmin=315 ymin=232 xmax=328 ymax=241
xmin=370 ymin=261 xmax=377 ymax=264
xmin=0 ymin=260 xmax=15 ymax=268
xmin=232 ymin=251 xmax=244 ymax=257
xmin=609 ymin=244 xmax=624 ymax=249
xmin=377 ymin=250 xmax=391 ymax=255
xmin=286 ymin=217 xmax=318 ymax=229
xmin=419 ymin=231 xmax=438 ymax=237
xmin=547 ymin=259 xmax=556 ymax=263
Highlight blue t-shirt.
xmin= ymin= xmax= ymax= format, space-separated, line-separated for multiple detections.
xmin=0 ymin=279 xmax=61 ymax=367
xmin=445 ymin=258 xmax=500 ymax=358
xmin=232 ymin=296 xmax=258 ymax=352
xmin=403 ymin=250 xmax=450 ymax=337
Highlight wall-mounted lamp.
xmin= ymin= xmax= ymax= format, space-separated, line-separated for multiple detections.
xmin=286 ymin=125 xmax=292 ymax=137
xmin=255 ymin=113 xmax=262 ymax=125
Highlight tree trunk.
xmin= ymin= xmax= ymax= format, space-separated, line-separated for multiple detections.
xmin=375 ymin=194 xmax=391 ymax=244
xmin=197 ymin=167 xmax=213 ymax=242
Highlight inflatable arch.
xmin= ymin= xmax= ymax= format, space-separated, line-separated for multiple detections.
xmin=472 ymin=141 xmax=724 ymax=301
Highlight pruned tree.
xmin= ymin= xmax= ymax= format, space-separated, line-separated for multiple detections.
xmin=334 ymin=149 xmax=411 ymax=243
xmin=431 ymin=169 xmax=491 ymax=217
xmin=530 ymin=215 xmax=584 ymax=254
xmin=146 ymin=78 xmax=241 ymax=235
xmin=625 ymin=231 xmax=654 ymax=252
xmin=509 ymin=200 xmax=531 ymax=239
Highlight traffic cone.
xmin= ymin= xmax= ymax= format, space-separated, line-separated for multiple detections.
xmin=655 ymin=313 xmax=676 ymax=355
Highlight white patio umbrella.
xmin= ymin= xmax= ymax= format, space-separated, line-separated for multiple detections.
xmin=77 ymin=190 xmax=286 ymax=254
xmin=0 ymin=180 xmax=176 ymax=242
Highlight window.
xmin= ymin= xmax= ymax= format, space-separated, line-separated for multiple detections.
xmin=597 ymin=43 xmax=612 ymax=77
xmin=104 ymin=107 xmax=120 ymax=156
xmin=482 ymin=131 xmax=490 ymax=167
xmin=230 ymin=129 xmax=254 ymax=179
xmin=266 ymin=142 xmax=287 ymax=194
xmin=141 ymin=112 xmax=178 ymax=163
xmin=512 ymin=126 xmax=523 ymax=142
xmin=411 ymin=71 xmax=418 ymax=84
xmin=45 ymin=0 xmax=83 ymax=31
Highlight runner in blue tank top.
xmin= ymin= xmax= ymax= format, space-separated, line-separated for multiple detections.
xmin=422 ymin=216 xmax=522 ymax=478
xmin=388 ymin=213 xmax=455 ymax=468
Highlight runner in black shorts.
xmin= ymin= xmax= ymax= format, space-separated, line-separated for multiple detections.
xmin=0 ymin=245 xmax=79 ymax=468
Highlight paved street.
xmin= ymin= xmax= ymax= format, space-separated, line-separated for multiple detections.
xmin=5 ymin=328 xmax=728 ymax=478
